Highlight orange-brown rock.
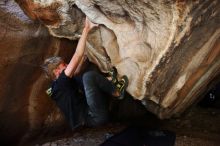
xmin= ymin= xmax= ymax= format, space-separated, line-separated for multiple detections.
xmin=15 ymin=0 xmax=62 ymax=26
xmin=0 ymin=1 xmax=78 ymax=145
xmin=1 ymin=0 xmax=220 ymax=145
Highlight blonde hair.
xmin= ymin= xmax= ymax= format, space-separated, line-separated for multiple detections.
xmin=42 ymin=56 xmax=64 ymax=80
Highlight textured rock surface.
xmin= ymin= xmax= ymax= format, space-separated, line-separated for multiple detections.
xmin=0 ymin=0 xmax=220 ymax=145
xmin=0 ymin=1 xmax=77 ymax=145
xmin=16 ymin=0 xmax=220 ymax=118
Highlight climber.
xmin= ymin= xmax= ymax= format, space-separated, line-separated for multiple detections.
xmin=41 ymin=17 xmax=128 ymax=129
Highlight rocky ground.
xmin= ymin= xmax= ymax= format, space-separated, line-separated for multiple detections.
xmin=35 ymin=105 xmax=220 ymax=146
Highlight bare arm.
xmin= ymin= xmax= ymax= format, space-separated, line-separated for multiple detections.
xmin=74 ymin=54 xmax=88 ymax=75
xmin=64 ymin=17 xmax=98 ymax=77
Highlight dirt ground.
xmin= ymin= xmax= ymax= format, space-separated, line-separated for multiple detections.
xmin=35 ymin=105 xmax=220 ymax=146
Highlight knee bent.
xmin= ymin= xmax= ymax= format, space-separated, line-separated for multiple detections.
xmin=83 ymin=71 xmax=98 ymax=83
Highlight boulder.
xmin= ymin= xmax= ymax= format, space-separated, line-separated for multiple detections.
xmin=16 ymin=0 xmax=220 ymax=118
xmin=0 ymin=0 xmax=220 ymax=145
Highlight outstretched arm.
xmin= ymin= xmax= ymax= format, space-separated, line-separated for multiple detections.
xmin=74 ymin=54 xmax=88 ymax=75
xmin=64 ymin=17 xmax=98 ymax=77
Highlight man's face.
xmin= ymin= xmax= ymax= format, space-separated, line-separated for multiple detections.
xmin=53 ymin=62 xmax=67 ymax=79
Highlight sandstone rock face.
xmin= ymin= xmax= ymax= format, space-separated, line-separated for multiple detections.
xmin=0 ymin=0 xmax=220 ymax=145
xmin=16 ymin=0 xmax=220 ymax=118
xmin=0 ymin=1 xmax=77 ymax=145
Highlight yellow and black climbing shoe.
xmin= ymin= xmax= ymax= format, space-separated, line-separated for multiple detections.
xmin=108 ymin=66 xmax=118 ymax=84
xmin=116 ymin=75 xmax=129 ymax=100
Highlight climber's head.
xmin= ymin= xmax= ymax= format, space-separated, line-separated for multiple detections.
xmin=42 ymin=56 xmax=67 ymax=80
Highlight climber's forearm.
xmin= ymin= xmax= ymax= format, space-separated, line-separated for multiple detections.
xmin=74 ymin=54 xmax=88 ymax=75
xmin=64 ymin=28 xmax=89 ymax=77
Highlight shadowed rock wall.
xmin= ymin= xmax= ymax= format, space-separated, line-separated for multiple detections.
xmin=0 ymin=1 xmax=78 ymax=145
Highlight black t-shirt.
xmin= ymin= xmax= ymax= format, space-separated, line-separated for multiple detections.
xmin=50 ymin=71 xmax=87 ymax=129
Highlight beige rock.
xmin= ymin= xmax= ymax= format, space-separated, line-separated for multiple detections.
xmin=16 ymin=0 xmax=220 ymax=118
xmin=1 ymin=0 xmax=220 ymax=145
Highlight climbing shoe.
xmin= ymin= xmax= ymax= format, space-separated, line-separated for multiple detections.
xmin=115 ymin=75 xmax=129 ymax=100
xmin=108 ymin=66 xmax=118 ymax=84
